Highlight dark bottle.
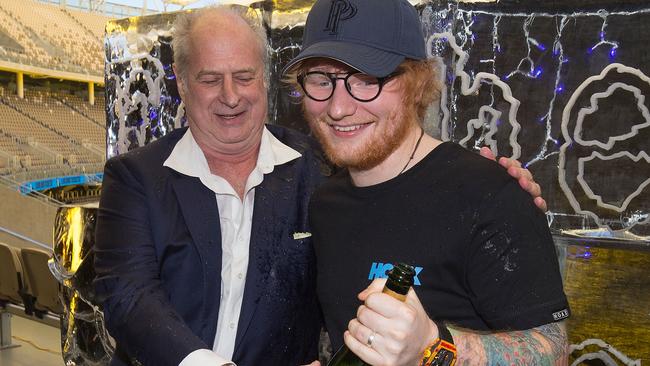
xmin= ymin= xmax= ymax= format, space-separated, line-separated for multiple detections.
xmin=327 ymin=263 xmax=416 ymax=366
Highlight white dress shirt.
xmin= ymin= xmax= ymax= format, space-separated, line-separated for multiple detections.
xmin=164 ymin=127 xmax=301 ymax=366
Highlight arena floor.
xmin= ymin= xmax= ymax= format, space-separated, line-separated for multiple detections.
xmin=1 ymin=315 xmax=62 ymax=366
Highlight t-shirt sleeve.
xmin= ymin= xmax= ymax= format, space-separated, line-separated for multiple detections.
xmin=465 ymin=179 xmax=570 ymax=330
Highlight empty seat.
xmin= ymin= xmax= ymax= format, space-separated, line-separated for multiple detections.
xmin=20 ymin=248 xmax=63 ymax=315
xmin=0 ymin=242 xmax=24 ymax=307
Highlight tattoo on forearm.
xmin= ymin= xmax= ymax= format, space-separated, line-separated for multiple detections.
xmin=452 ymin=323 xmax=568 ymax=366
xmin=481 ymin=331 xmax=552 ymax=365
xmin=535 ymin=323 xmax=569 ymax=364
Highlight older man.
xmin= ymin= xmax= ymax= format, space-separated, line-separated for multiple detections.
xmin=94 ymin=7 xmax=324 ymax=366
xmin=284 ymin=0 xmax=569 ymax=365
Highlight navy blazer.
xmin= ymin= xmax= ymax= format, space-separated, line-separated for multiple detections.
xmin=94 ymin=125 xmax=327 ymax=366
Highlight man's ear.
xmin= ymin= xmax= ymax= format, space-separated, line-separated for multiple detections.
xmin=172 ymin=64 xmax=186 ymax=100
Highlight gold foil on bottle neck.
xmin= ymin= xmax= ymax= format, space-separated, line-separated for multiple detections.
xmin=383 ymin=287 xmax=408 ymax=302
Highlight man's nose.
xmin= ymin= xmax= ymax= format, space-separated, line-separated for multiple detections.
xmin=327 ymin=80 xmax=356 ymax=120
xmin=220 ymin=77 xmax=240 ymax=107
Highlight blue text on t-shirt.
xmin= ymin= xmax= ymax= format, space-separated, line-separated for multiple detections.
xmin=368 ymin=262 xmax=422 ymax=286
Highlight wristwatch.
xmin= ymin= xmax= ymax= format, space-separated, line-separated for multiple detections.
xmin=420 ymin=321 xmax=457 ymax=366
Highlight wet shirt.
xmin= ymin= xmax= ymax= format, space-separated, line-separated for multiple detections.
xmin=310 ymin=142 xmax=570 ymax=350
xmin=164 ymin=127 xmax=301 ymax=366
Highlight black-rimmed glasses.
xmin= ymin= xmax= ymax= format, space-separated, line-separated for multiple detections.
xmin=297 ymin=71 xmax=400 ymax=102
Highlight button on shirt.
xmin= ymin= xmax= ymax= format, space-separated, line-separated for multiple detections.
xmin=164 ymin=127 xmax=301 ymax=366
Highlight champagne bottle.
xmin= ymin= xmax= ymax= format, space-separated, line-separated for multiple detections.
xmin=327 ymin=263 xmax=416 ymax=366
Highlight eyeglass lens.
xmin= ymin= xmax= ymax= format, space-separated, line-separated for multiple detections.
xmin=301 ymin=72 xmax=383 ymax=102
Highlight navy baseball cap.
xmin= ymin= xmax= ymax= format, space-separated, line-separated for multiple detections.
xmin=282 ymin=0 xmax=426 ymax=78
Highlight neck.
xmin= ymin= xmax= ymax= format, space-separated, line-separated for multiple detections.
xmin=200 ymin=140 xmax=261 ymax=200
xmin=349 ymin=128 xmax=442 ymax=187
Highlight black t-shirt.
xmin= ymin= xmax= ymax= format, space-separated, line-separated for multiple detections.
xmin=310 ymin=142 xmax=570 ymax=349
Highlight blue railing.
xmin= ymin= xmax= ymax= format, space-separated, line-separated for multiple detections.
xmin=19 ymin=173 xmax=103 ymax=195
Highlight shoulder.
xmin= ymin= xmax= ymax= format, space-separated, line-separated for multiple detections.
xmin=434 ymin=142 xmax=513 ymax=195
xmin=267 ymin=124 xmax=319 ymax=155
xmin=267 ymin=124 xmax=332 ymax=177
xmin=310 ymin=169 xmax=350 ymax=211
xmin=441 ymin=145 xmax=548 ymax=239
xmin=438 ymin=143 xmax=509 ymax=179
xmin=105 ymin=128 xmax=185 ymax=172
xmin=102 ymin=127 xmax=186 ymax=186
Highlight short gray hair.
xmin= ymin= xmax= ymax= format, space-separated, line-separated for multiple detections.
xmin=172 ymin=5 xmax=270 ymax=86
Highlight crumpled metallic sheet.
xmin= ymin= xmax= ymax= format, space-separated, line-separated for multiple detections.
xmin=105 ymin=12 xmax=183 ymax=158
xmin=263 ymin=0 xmax=313 ymax=135
xmin=51 ymin=205 xmax=114 ymax=366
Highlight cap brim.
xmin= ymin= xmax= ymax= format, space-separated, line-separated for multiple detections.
xmin=282 ymin=41 xmax=405 ymax=78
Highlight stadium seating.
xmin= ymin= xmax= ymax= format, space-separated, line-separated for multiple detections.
xmin=0 ymin=0 xmax=109 ymax=178
xmin=1 ymin=96 xmax=79 ymax=158
xmin=0 ymin=133 xmax=50 ymax=169
xmin=20 ymin=247 xmax=63 ymax=316
xmin=0 ymin=242 xmax=24 ymax=307
xmin=0 ymin=87 xmax=106 ymax=172
xmin=0 ymin=242 xmax=24 ymax=349
xmin=21 ymin=90 xmax=105 ymax=148
xmin=0 ymin=242 xmax=61 ymax=350
xmin=64 ymin=8 xmax=109 ymax=39
xmin=0 ymin=0 xmax=106 ymax=76
xmin=0 ymin=9 xmax=55 ymax=69
xmin=61 ymin=93 xmax=106 ymax=129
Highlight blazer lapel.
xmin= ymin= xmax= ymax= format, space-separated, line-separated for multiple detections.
xmin=233 ymin=163 xmax=295 ymax=354
xmin=170 ymin=171 xmax=223 ymax=343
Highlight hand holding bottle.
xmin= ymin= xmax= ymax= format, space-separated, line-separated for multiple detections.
xmin=343 ymin=278 xmax=439 ymax=366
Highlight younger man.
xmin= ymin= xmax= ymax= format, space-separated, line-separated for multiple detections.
xmin=284 ymin=0 xmax=569 ymax=364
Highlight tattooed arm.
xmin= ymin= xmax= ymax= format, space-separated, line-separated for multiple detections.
xmin=339 ymin=280 xmax=569 ymax=366
xmin=450 ymin=322 xmax=568 ymax=366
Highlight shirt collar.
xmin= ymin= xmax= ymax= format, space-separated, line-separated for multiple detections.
xmin=163 ymin=126 xmax=302 ymax=179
